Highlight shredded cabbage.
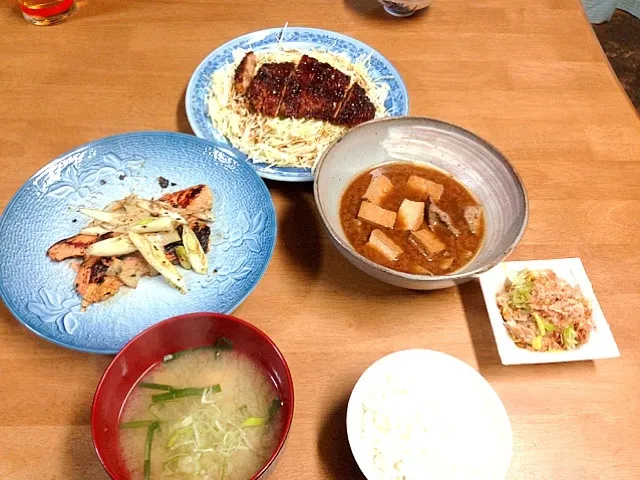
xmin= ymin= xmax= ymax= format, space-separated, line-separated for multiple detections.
xmin=206 ymin=48 xmax=389 ymax=170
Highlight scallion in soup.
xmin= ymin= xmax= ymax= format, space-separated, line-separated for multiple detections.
xmin=119 ymin=340 xmax=282 ymax=480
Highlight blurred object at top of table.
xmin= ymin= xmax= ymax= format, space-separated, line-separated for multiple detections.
xmin=19 ymin=0 xmax=76 ymax=25
xmin=582 ymin=0 xmax=640 ymax=23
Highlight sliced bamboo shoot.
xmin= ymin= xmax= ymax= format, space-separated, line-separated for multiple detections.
xmin=181 ymin=226 xmax=208 ymax=274
xmin=128 ymin=232 xmax=187 ymax=293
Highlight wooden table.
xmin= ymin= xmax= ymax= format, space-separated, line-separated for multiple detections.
xmin=1 ymin=0 xmax=639 ymax=478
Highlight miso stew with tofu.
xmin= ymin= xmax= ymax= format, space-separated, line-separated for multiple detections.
xmin=340 ymin=162 xmax=485 ymax=275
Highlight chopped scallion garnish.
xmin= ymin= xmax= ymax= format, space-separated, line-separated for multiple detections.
xmin=119 ymin=420 xmax=156 ymax=429
xmin=143 ymin=421 xmax=161 ymax=480
xmin=241 ymin=417 xmax=264 ymax=427
xmin=151 ymin=385 xmax=221 ymax=404
xmin=267 ymin=397 xmax=282 ymax=424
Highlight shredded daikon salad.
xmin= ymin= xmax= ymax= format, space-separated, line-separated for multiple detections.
xmin=206 ymin=48 xmax=390 ymax=170
xmin=496 ymin=269 xmax=594 ymax=351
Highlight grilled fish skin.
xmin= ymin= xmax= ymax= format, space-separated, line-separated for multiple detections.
xmin=47 ymin=232 xmax=116 ymax=261
xmin=75 ymin=256 xmax=124 ymax=304
xmin=159 ymin=184 xmax=213 ymax=212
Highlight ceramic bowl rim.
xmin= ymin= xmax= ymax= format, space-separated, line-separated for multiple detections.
xmin=379 ymin=0 xmax=433 ymax=4
xmin=91 ymin=312 xmax=295 ymax=480
xmin=313 ymin=115 xmax=529 ymax=283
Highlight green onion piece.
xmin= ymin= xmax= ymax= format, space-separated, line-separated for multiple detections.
xmin=532 ymin=336 xmax=543 ymax=350
xmin=139 ymin=382 xmax=174 ymax=392
xmin=170 ymin=415 xmax=193 ymax=431
xmin=166 ymin=425 xmax=192 ymax=448
xmin=267 ymin=397 xmax=282 ymax=424
xmin=175 ymin=245 xmax=192 ymax=270
xmin=532 ymin=313 xmax=546 ymax=336
xmin=508 ymin=269 xmax=534 ymax=310
xmin=151 ymin=385 xmax=221 ymax=404
xmin=119 ymin=420 xmax=156 ymax=429
xmin=241 ymin=417 xmax=264 ymax=427
xmin=143 ymin=421 xmax=161 ymax=480
xmin=532 ymin=312 xmax=556 ymax=334
xmin=563 ymin=324 xmax=578 ymax=349
xmin=163 ymin=453 xmax=190 ymax=471
xmin=214 ymin=337 xmax=233 ymax=358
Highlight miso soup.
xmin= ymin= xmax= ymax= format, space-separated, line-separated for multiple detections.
xmin=119 ymin=342 xmax=282 ymax=480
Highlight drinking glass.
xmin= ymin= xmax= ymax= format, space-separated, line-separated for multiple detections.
xmin=19 ymin=0 xmax=76 ymax=26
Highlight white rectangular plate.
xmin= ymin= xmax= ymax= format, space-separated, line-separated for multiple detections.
xmin=478 ymin=258 xmax=620 ymax=365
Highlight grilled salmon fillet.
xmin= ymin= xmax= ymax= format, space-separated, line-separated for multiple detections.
xmin=159 ymin=184 xmax=213 ymax=212
xmin=108 ymin=254 xmax=154 ymax=288
xmin=75 ymin=257 xmax=124 ymax=304
xmin=47 ymin=233 xmax=115 ymax=261
xmin=50 ymin=185 xmax=214 ymax=306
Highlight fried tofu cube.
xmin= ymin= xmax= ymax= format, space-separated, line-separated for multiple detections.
xmin=395 ymin=199 xmax=425 ymax=231
xmin=363 ymin=174 xmax=393 ymax=206
xmin=367 ymin=229 xmax=403 ymax=261
xmin=406 ymin=175 xmax=444 ymax=202
xmin=414 ymin=265 xmax=434 ymax=275
xmin=439 ymin=255 xmax=455 ymax=270
xmin=357 ymin=201 xmax=396 ymax=228
xmin=410 ymin=229 xmax=446 ymax=256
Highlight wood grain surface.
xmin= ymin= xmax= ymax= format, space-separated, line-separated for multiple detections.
xmin=1 ymin=0 xmax=640 ymax=479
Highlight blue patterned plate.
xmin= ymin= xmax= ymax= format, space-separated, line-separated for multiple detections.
xmin=186 ymin=27 xmax=409 ymax=182
xmin=0 ymin=132 xmax=277 ymax=354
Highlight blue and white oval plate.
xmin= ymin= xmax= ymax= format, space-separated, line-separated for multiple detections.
xmin=186 ymin=27 xmax=409 ymax=182
xmin=0 ymin=132 xmax=277 ymax=354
